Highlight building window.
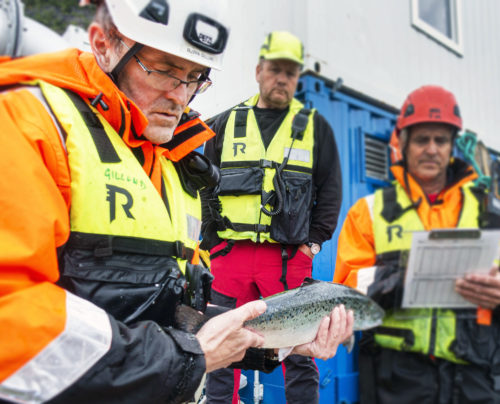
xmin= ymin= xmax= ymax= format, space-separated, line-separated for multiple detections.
xmin=411 ymin=0 xmax=463 ymax=55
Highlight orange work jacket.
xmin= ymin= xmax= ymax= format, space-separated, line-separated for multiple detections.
xmin=0 ymin=49 xmax=213 ymax=400
xmin=334 ymin=163 xmax=478 ymax=287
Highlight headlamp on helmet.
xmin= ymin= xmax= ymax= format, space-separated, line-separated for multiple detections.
xmin=105 ymin=0 xmax=229 ymax=70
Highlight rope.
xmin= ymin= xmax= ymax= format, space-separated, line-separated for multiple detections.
xmin=455 ymin=132 xmax=491 ymax=189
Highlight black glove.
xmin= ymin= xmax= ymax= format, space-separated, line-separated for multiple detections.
xmin=184 ymin=262 xmax=214 ymax=312
xmin=177 ymin=151 xmax=221 ymax=197
xmin=367 ymin=263 xmax=405 ymax=310
xmin=229 ymin=348 xmax=281 ymax=373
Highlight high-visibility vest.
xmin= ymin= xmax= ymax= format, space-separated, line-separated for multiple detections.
xmin=37 ymin=80 xmax=201 ymax=274
xmin=370 ymin=180 xmax=480 ymax=363
xmin=217 ymin=94 xmax=315 ymax=244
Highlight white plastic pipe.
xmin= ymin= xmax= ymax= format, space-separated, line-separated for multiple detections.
xmin=21 ymin=16 xmax=71 ymax=56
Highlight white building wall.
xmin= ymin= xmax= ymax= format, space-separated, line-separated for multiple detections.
xmin=191 ymin=0 xmax=500 ymax=150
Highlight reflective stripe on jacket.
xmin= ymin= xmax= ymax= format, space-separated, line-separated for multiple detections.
xmin=217 ymin=94 xmax=315 ymax=244
xmin=0 ymin=49 xmax=211 ymax=403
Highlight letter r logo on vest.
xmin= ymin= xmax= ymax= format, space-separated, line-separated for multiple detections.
xmin=387 ymin=224 xmax=403 ymax=242
xmin=233 ymin=142 xmax=246 ymax=156
xmin=106 ymin=184 xmax=135 ymax=222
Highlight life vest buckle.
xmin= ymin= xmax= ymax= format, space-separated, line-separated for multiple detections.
xmin=260 ymin=159 xmax=273 ymax=169
xmin=174 ymin=240 xmax=186 ymax=259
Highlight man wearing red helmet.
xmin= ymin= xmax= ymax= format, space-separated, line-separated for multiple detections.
xmin=334 ymin=85 xmax=500 ymax=403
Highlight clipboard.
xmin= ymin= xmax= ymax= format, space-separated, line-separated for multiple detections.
xmin=401 ymin=229 xmax=500 ymax=308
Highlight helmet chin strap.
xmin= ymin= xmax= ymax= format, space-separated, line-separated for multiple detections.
xmin=109 ymin=42 xmax=144 ymax=83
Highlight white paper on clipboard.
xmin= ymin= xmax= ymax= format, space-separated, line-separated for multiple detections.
xmin=402 ymin=229 xmax=500 ymax=308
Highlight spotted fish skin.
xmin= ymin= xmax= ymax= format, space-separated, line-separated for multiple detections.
xmin=243 ymin=279 xmax=385 ymax=348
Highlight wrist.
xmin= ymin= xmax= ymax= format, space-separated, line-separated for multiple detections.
xmin=306 ymin=242 xmax=321 ymax=255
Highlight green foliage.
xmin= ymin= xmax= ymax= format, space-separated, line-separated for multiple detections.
xmin=23 ymin=0 xmax=96 ymax=34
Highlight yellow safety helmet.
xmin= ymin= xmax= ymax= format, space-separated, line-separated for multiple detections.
xmin=259 ymin=31 xmax=304 ymax=66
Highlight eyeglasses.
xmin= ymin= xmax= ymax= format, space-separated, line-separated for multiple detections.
xmin=120 ymin=41 xmax=212 ymax=95
xmin=411 ymin=135 xmax=452 ymax=146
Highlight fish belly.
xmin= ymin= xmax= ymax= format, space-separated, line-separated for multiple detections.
xmin=261 ymin=323 xmax=321 ymax=348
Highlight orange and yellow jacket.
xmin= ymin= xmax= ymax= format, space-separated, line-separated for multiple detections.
xmin=334 ymin=162 xmax=478 ymax=288
xmin=333 ymin=162 xmax=500 ymax=364
xmin=0 ymin=49 xmax=213 ymax=404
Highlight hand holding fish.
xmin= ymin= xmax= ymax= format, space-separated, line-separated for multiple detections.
xmin=291 ymin=304 xmax=354 ymax=360
xmin=196 ymin=300 xmax=267 ymax=373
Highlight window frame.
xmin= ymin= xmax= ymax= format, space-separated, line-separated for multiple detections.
xmin=411 ymin=0 xmax=464 ymax=56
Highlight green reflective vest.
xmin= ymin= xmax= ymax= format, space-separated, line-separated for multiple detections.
xmin=370 ymin=180 xmax=480 ymax=363
xmin=217 ymin=94 xmax=315 ymax=244
xmin=37 ymin=80 xmax=201 ymax=273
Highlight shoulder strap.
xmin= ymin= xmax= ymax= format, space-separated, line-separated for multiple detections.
xmin=380 ymin=185 xmax=421 ymax=223
xmin=380 ymin=186 xmax=403 ymax=223
xmin=63 ymin=89 xmax=121 ymax=164
xmin=233 ymin=103 xmax=252 ymax=138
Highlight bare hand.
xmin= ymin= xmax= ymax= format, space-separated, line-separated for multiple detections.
xmin=291 ymin=305 xmax=354 ymax=360
xmin=196 ymin=300 xmax=266 ymax=373
xmin=298 ymin=244 xmax=314 ymax=259
xmin=455 ymin=266 xmax=500 ymax=309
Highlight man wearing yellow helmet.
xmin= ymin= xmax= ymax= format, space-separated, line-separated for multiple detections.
xmin=0 ymin=3 xmax=354 ymax=403
xmin=202 ymin=31 xmax=343 ymax=404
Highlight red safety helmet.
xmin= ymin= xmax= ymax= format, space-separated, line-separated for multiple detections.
xmin=396 ymin=85 xmax=462 ymax=134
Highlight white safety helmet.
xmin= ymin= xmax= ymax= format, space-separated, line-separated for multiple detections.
xmin=106 ymin=0 xmax=230 ymax=70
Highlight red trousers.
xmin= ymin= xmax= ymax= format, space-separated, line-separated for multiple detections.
xmin=211 ymin=240 xmax=313 ymax=302
xmin=206 ymin=240 xmax=318 ymax=404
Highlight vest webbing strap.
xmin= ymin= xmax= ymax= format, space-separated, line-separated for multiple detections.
xmin=220 ymin=159 xmax=313 ymax=174
xmin=215 ymin=219 xmax=270 ymax=234
xmin=64 ymin=90 xmax=121 ymax=164
xmin=381 ymin=186 xmax=421 ymax=223
xmin=210 ymin=239 xmax=235 ymax=260
xmin=279 ymin=244 xmax=298 ymax=291
xmin=375 ymin=326 xmax=415 ymax=350
xmin=67 ymin=232 xmax=195 ymax=261
xmin=229 ymin=223 xmax=270 ymax=233
xmin=234 ymin=105 xmax=251 ymax=138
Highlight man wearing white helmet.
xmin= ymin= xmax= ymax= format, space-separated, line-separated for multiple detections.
xmin=0 ymin=1 xmax=353 ymax=403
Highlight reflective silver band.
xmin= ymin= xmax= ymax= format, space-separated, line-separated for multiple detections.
xmin=0 ymin=292 xmax=112 ymax=404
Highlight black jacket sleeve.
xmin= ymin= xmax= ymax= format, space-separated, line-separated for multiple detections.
xmin=203 ymin=109 xmax=232 ymax=167
xmin=366 ymin=264 xmax=405 ymax=310
xmin=201 ymin=110 xmax=232 ymax=249
xmin=48 ymin=317 xmax=205 ymax=404
xmin=309 ymin=112 xmax=342 ymax=245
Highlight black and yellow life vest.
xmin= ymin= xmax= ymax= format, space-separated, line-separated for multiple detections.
xmin=216 ymin=94 xmax=315 ymax=244
xmin=369 ymin=180 xmax=480 ymax=363
xmin=35 ymin=80 xmax=204 ymax=325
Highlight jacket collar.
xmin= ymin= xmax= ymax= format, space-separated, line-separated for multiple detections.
xmin=0 ymin=49 xmax=214 ymax=161
xmin=390 ymin=159 xmax=477 ymax=202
